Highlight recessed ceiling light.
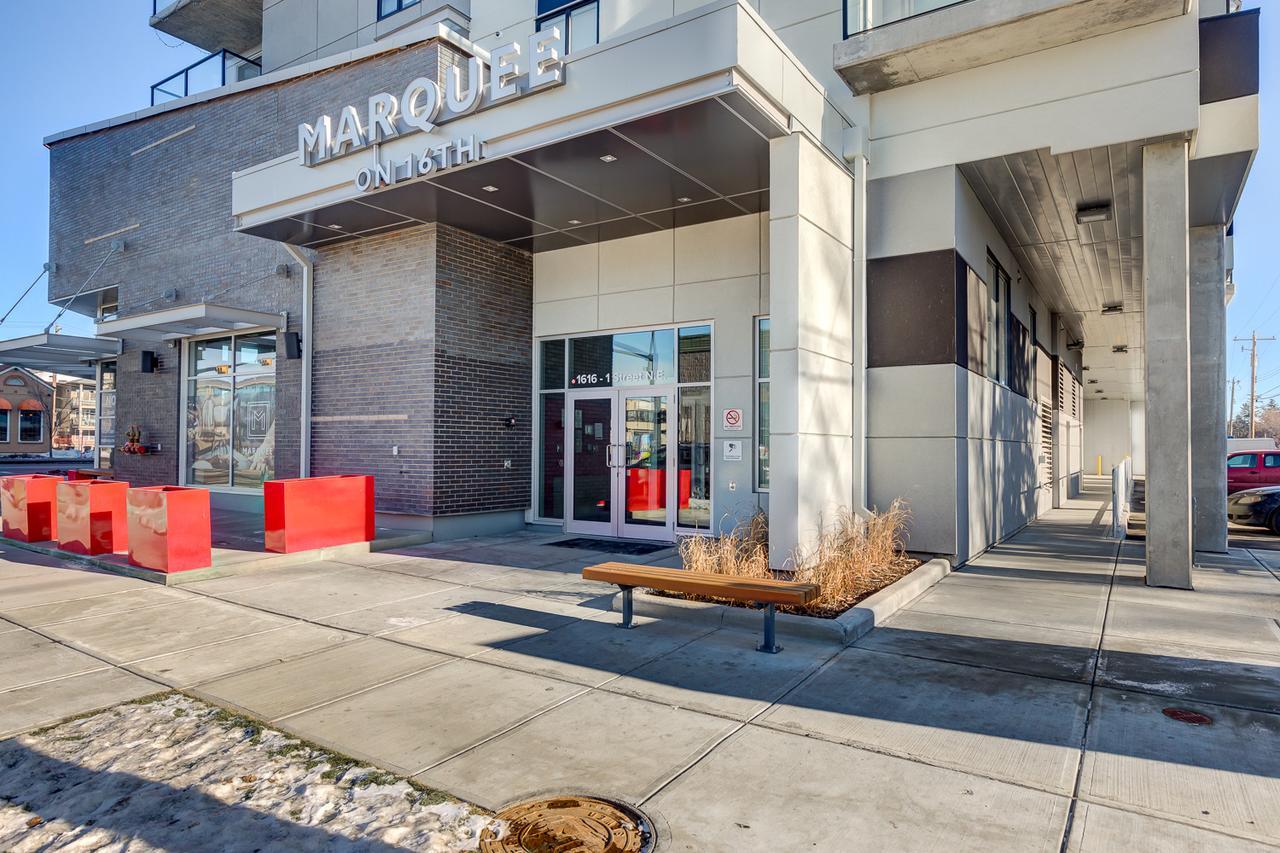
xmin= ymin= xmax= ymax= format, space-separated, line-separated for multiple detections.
xmin=599 ymin=154 xmax=617 ymax=163
xmin=676 ymin=197 xmax=692 ymax=204
xmin=1101 ymin=303 xmax=1123 ymax=315
xmin=568 ymin=219 xmax=582 ymax=225
xmin=481 ymin=185 xmax=499 ymax=193
xmin=1112 ymin=345 xmax=1129 ymax=354
xmin=1076 ymin=202 xmax=1113 ymax=224
xmin=329 ymin=224 xmax=344 ymax=229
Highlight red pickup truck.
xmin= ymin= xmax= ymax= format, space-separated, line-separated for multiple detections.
xmin=1227 ymin=450 xmax=1280 ymax=494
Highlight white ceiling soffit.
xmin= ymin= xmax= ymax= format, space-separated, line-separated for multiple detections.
xmin=0 ymin=333 xmax=121 ymax=379
xmin=95 ymin=303 xmax=287 ymax=341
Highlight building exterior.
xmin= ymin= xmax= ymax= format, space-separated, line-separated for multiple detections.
xmin=0 ymin=367 xmax=53 ymax=456
xmin=19 ymin=0 xmax=1258 ymax=582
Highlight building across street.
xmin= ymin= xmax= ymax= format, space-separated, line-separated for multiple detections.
xmin=0 ymin=0 xmax=1259 ymax=587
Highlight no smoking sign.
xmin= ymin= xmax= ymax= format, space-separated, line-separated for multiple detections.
xmin=722 ymin=407 xmax=744 ymax=431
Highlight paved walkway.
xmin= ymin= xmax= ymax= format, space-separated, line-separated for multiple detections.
xmin=2 ymin=483 xmax=1278 ymax=851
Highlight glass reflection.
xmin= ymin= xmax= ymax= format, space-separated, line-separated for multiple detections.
xmin=186 ymin=377 xmax=231 ymax=486
xmin=678 ymin=387 xmax=711 ymax=529
xmin=624 ymin=395 xmax=667 ymax=527
xmin=232 ymin=374 xmax=276 ymax=487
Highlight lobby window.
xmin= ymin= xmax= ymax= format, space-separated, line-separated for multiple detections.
xmin=677 ymin=325 xmax=712 ymax=531
xmin=538 ymin=339 xmax=566 ymax=520
xmin=185 ymin=332 xmax=276 ymax=489
xmin=18 ymin=408 xmax=42 ymax=443
xmin=756 ymin=317 xmax=770 ymax=491
xmin=537 ymin=0 xmax=599 ymax=54
xmin=97 ymin=361 xmax=116 ymax=469
xmin=378 ymin=0 xmax=419 ymax=20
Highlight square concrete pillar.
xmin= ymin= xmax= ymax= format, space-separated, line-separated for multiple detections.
xmin=1190 ymin=225 xmax=1228 ymax=554
xmin=1142 ymin=140 xmax=1193 ymax=589
xmin=767 ymin=133 xmax=856 ymax=568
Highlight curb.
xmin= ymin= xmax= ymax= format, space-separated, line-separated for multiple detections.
xmin=609 ymin=557 xmax=952 ymax=646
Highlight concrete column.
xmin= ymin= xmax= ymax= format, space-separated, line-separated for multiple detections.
xmin=1141 ymin=140 xmax=1193 ymax=589
xmin=1190 ymin=225 xmax=1229 ymax=554
xmin=767 ymin=132 xmax=856 ymax=568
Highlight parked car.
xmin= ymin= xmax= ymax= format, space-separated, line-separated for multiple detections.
xmin=1226 ymin=450 xmax=1280 ymax=494
xmin=1227 ymin=485 xmax=1280 ymax=534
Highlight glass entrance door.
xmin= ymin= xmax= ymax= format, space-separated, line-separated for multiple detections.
xmin=565 ymin=389 xmax=674 ymax=540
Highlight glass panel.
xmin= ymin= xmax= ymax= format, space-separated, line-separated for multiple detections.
xmin=538 ymin=12 xmax=568 ymax=36
xmin=757 ymin=381 xmax=770 ymax=490
xmin=190 ymin=337 xmax=233 ymax=377
xmin=623 ymin=395 xmax=667 ymax=527
xmin=186 ymin=377 xmax=232 ymax=486
xmin=540 ymin=393 xmax=565 ymax=519
xmin=379 ymin=0 xmax=401 ymax=16
xmin=232 ymin=374 xmax=276 ymax=487
xmin=569 ymin=330 xmax=676 ymax=389
xmin=678 ymin=387 xmax=711 ymax=530
xmin=18 ymin=411 xmax=42 ymax=443
xmin=569 ymin=2 xmax=599 ymax=52
xmin=678 ymin=325 xmax=711 ymax=383
xmin=540 ymin=339 xmax=566 ymax=390
xmin=1228 ymin=454 xmax=1257 ymax=468
xmin=1265 ymin=454 xmax=1280 ymax=468
xmin=757 ymin=318 xmax=770 ymax=379
xmin=0 ymin=412 xmax=8 ymax=442
xmin=100 ymin=361 xmax=117 ymax=391
xmin=572 ymin=397 xmax=612 ymax=523
xmin=863 ymin=0 xmax=961 ymax=32
xmin=235 ymin=333 xmax=277 ymax=374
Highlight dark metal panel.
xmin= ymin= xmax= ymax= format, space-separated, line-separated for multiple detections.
xmin=1199 ymin=9 xmax=1260 ymax=105
xmin=515 ymin=129 xmax=716 ymax=214
xmin=504 ymin=232 xmax=589 ymax=253
xmin=563 ymin=216 xmax=661 ymax=243
xmin=431 ymin=157 xmax=629 ymax=228
xmin=613 ymin=99 xmax=769 ymax=198
xmin=241 ymin=216 xmax=346 ymax=244
xmin=361 ymin=182 xmax=552 ymax=242
xmin=867 ymin=249 xmax=959 ymax=368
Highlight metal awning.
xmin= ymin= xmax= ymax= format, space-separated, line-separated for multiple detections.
xmin=0 ymin=333 xmax=121 ymax=379
xmin=95 ymin=303 xmax=287 ymax=340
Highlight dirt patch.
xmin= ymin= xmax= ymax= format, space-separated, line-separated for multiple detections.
xmin=0 ymin=692 xmax=496 ymax=851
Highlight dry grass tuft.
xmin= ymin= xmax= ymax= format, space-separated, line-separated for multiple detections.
xmin=675 ymin=501 xmax=919 ymax=618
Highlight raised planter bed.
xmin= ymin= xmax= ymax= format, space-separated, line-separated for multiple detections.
xmin=611 ymin=557 xmax=952 ymax=646
xmin=264 ymin=475 xmax=375 ymax=554
xmin=57 ymin=479 xmax=130 ymax=555
xmin=0 ymin=474 xmax=63 ymax=543
xmin=127 ymin=485 xmax=212 ymax=573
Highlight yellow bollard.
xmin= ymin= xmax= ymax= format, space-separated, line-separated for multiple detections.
xmin=1096 ymin=455 xmax=1103 ymax=476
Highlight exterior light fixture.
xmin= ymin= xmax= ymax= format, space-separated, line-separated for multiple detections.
xmin=1067 ymin=340 xmax=1084 ymax=351
xmin=599 ymin=155 xmax=617 ymax=163
xmin=1075 ymin=202 xmax=1113 ymax=224
xmin=482 ymin=185 xmax=499 ymax=192
xmin=568 ymin=219 xmax=582 ymax=225
xmin=676 ymin=197 xmax=692 ymax=204
xmin=1101 ymin=303 xmax=1123 ymax=315
xmin=1087 ymin=379 xmax=1098 ymax=384
xmin=1112 ymin=345 xmax=1129 ymax=354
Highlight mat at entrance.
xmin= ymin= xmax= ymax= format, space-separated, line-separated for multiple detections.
xmin=549 ymin=538 xmax=669 ymax=556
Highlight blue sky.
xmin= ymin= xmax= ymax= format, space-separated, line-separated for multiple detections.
xmin=0 ymin=2 xmax=1274 ymax=406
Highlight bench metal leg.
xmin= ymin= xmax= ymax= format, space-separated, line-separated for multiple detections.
xmin=757 ymin=603 xmax=782 ymax=653
xmin=619 ymin=586 xmax=635 ymax=629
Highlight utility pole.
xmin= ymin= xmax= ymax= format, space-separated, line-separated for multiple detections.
xmin=1235 ymin=332 xmax=1276 ymax=438
xmin=1229 ymin=377 xmax=1239 ymax=437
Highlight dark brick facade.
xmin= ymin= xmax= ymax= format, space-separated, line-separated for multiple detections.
xmin=311 ymin=224 xmax=532 ymax=517
xmin=47 ymin=37 xmax=531 ymax=517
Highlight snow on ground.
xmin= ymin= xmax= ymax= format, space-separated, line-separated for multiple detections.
xmin=0 ymin=693 xmax=499 ymax=852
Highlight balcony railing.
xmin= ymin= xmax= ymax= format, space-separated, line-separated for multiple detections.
xmin=150 ymin=48 xmax=261 ymax=106
xmin=843 ymin=0 xmax=970 ymax=37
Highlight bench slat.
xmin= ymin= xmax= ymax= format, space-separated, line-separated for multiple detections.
xmin=584 ymin=562 xmax=819 ymax=606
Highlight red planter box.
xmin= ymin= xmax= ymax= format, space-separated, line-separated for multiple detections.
xmin=1 ymin=474 xmax=63 ymax=542
xmin=58 ymin=479 xmax=130 ymax=555
xmin=264 ymin=475 xmax=375 ymax=553
xmin=127 ymin=486 xmax=212 ymax=573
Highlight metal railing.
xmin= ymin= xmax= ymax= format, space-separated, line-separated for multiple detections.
xmin=150 ymin=49 xmax=261 ymax=106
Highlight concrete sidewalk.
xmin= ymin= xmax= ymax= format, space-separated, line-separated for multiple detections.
xmin=2 ymin=486 xmax=1278 ymax=851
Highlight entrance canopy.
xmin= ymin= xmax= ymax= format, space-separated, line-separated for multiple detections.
xmin=0 ymin=333 xmax=120 ymax=379
xmin=95 ymin=303 xmax=288 ymax=341
xmin=239 ymin=94 xmax=775 ymax=254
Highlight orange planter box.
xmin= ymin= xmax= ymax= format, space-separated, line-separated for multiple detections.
xmin=127 ymin=486 xmax=212 ymax=573
xmin=1 ymin=474 xmax=63 ymax=542
xmin=264 ymin=475 xmax=375 ymax=553
xmin=58 ymin=479 xmax=130 ymax=555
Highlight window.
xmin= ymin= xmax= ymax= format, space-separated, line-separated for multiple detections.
xmin=0 ymin=410 xmax=7 ymax=443
xmin=4 ymin=377 xmax=24 ymax=387
xmin=18 ymin=410 xmax=42 ymax=443
xmin=97 ymin=287 xmax=119 ymax=322
xmin=1263 ymin=454 xmax=1280 ymax=468
xmin=97 ymin=361 xmax=116 ymax=469
xmin=1228 ymin=454 xmax=1257 ymax=468
xmin=677 ymin=326 xmax=712 ymax=531
xmin=538 ymin=339 xmax=567 ymax=520
xmin=185 ymin=332 xmax=276 ymax=489
xmin=377 ymin=0 xmax=419 ymax=20
xmin=756 ymin=317 xmax=770 ymax=491
xmin=537 ymin=0 xmax=599 ymax=54
xmin=987 ymin=252 xmax=1010 ymax=385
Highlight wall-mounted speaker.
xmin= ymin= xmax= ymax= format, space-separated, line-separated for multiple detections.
xmin=283 ymin=331 xmax=302 ymax=360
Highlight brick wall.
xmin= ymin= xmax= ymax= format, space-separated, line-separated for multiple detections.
xmin=46 ymin=38 xmax=467 ymax=491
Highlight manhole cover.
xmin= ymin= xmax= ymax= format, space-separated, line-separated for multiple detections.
xmin=479 ymin=796 xmax=653 ymax=852
xmin=1163 ymin=707 xmax=1213 ymax=726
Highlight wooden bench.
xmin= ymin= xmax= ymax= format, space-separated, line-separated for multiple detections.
xmin=583 ymin=562 xmax=820 ymax=653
